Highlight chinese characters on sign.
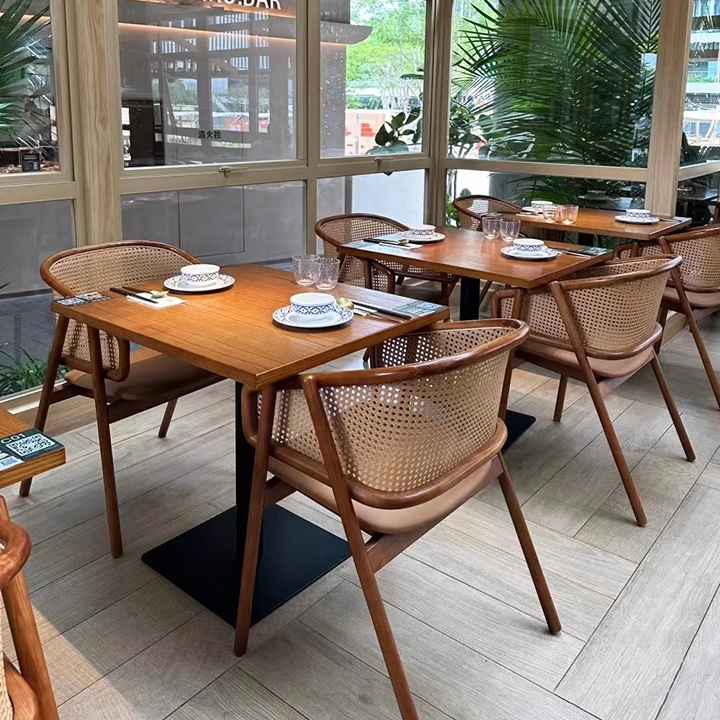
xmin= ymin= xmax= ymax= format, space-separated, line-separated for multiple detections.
xmin=198 ymin=130 xmax=222 ymax=140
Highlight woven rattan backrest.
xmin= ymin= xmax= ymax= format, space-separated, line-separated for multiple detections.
xmin=315 ymin=214 xmax=407 ymax=290
xmin=453 ymin=195 xmax=521 ymax=230
xmin=661 ymin=227 xmax=720 ymax=290
xmin=272 ymin=321 xmax=527 ymax=504
xmin=43 ymin=242 xmax=197 ymax=377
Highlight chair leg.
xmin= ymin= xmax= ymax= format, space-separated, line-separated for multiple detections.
xmin=158 ymin=399 xmax=178 ymax=438
xmin=235 ymin=385 xmax=277 ymax=657
xmin=649 ymin=353 xmax=696 ymax=462
xmin=684 ymin=307 xmax=720 ymax=411
xmin=554 ymin=376 xmax=568 ymax=423
xmin=87 ymin=327 xmax=123 ymax=558
xmin=585 ymin=373 xmax=647 ymax=526
xmin=19 ymin=317 xmax=68 ymax=498
xmin=497 ymin=456 xmax=561 ymax=634
xmin=478 ymin=279 xmax=493 ymax=307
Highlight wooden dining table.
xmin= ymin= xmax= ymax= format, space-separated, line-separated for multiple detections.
xmin=0 ymin=407 xmax=65 ymax=488
xmin=50 ymin=264 xmax=449 ymax=627
xmin=340 ymin=227 xmax=615 ymax=320
xmin=512 ymin=208 xmax=691 ymax=241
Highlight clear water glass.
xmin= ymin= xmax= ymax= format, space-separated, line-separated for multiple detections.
xmin=292 ymin=254 xmax=319 ymax=286
xmin=560 ymin=205 xmax=579 ymax=225
xmin=313 ymin=257 xmax=341 ymax=290
xmin=542 ymin=205 xmax=559 ymax=223
xmin=482 ymin=216 xmax=501 ymax=238
xmin=500 ymin=219 xmax=522 ymax=243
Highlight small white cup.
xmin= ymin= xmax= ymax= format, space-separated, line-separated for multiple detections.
xmin=290 ymin=292 xmax=336 ymax=321
xmin=180 ymin=264 xmax=220 ymax=288
xmin=404 ymin=224 xmax=436 ymax=238
xmin=626 ymin=208 xmax=651 ymax=218
xmin=513 ymin=238 xmax=545 ymax=253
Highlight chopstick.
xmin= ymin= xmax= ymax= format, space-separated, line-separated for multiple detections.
xmin=352 ymin=302 xmax=413 ymax=319
xmin=110 ymin=287 xmax=160 ymax=304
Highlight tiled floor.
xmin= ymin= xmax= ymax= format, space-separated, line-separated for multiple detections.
xmin=4 ymin=297 xmax=720 ymax=720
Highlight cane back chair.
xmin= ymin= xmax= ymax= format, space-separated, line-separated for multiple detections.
xmin=234 ymin=319 xmax=560 ymax=720
xmin=614 ymin=224 xmax=720 ymax=411
xmin=452 ymin=194 xmax=522 ymax=231
xmin=315 ymin=214 xmax=459 ymax=304
xmin=23 ymin=241 xmax=222 ymax=558
xmin=493 ymin=256 xmax=694 ymax=527
xmin=0 ymin=497 xmax=59 ymax=720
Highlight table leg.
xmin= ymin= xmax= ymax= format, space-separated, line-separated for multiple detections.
xmin=142 ymin=383 xmax=350 ymax=627
xmin=460 ymin=277 xmax=481 ymax=320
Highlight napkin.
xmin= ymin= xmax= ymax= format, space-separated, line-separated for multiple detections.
xmin=127 ymin=294 xmax=185 ymax=309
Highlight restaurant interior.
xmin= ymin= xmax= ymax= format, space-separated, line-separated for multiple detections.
xmin=1 ymin=0 xmax=720 ymax=719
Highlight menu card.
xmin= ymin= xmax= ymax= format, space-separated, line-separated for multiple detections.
xmin=392 ymin=300 xmax=446 ymax=316
xmin=56 ymin=292 xmax=113 ymax=306
xmin=0 ymin=430 xmax=63 ymax=471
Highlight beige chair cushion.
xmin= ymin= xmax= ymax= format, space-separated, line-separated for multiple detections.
xmin=521 ymin=339 xmax=654 ymax=379
xmin=664 ymin=286 xmax=720 ymax=309
xmin=268 ymin=456 xmax=500 ymax=535
xmin=66 ymin=347 xmax=220 ymax=402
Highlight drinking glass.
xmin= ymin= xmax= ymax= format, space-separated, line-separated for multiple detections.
xmin=542 ymin=205 xmax=559 ymax=223
xmin=313 ymin=257 xmax=341 ymax=290
xmin=500 ymin=219 xmax=522 ymax=243
xmin=292 ymin=254 xmax=319 ymax=286
xmin=482 ymin=216 xmax=500 ymax=238
xmin=559 ymin=205 xmax=579 ymax=225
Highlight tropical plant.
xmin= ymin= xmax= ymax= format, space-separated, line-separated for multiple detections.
xmin=454 ymin=0 xmax=660 ymax=205
xmin=0 ymin=348 xmax=48 ymax=397
xmin=367 ymin=105 xmax=421 ymax=158
xmin=0 ymin=0 xmax=51 ymax=141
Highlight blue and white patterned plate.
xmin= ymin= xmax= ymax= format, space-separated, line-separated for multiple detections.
xmin=501 ymin=246 xmax=559 ymax=262
xmin=273 ymin=305 xmax=353 ymax=330
xmin=164 ymin=274 xmax=235 ymax=293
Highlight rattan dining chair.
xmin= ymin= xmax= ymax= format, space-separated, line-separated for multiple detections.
xmin=234 ymin=319 xmax=560 ymax=720
xmin=0 ymin=497 xmax=59 ymax=720
xmin=453 ymin=194 xmax=522 ymax=231
xmin=315 ymin=213 xmax=459 ymax=304
xmin=21 ymin=241 xmax=222 ymax=558
xmin=614 ymin=224 xmax=720 ymax=411
xmin=492 ymin=256 xmax=694 ymax=527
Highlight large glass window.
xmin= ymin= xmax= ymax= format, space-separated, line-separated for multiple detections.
xmin=122 ymin=182 xmax=305 ymax=265
xmin=450 ymin=0 xmax=659 ymax=167
xmin=320 ymin=0 xmax=427 ymax=158
xmin=683 ymin=2 xmax=720 ymax=165
xmin=0 ymin=201 xmax=75 ymax=400
xmin=0 ymin=1 xmax=60 ymax=175
xmin=117 ymin=0 xmax=297 ymax=167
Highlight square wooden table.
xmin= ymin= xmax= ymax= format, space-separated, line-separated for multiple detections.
xmin=512 ymin=208 xmax=691 ymax=241
xmin=0 ymin=408 xmax=65 ymax=488
xmin=51 ymin=264 xmax=449 ymax=627
xmin=340 ymin=226 xmax=615 ymax=319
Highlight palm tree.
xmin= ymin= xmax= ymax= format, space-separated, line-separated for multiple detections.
xmin=454 ymin=0 xmax=660 ymax=204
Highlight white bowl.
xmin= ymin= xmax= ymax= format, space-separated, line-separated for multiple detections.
xmin=180 ymin=264 xmax=221 ymax=288
xmin=625 ymin=209 xmax=651 ymax=218
xmin=404 ymin=224 xmax=436 ymax=237
xmin=513 ymin=238 xmax=545 ymax=253
xmin=290 ymin=292 xmax=336 ymax=318
xmin=530 ymin=200 xmax=553 ymax=208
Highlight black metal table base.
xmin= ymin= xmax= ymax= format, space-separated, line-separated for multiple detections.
xmin=142 ymin=504 xmax=350 ymax=628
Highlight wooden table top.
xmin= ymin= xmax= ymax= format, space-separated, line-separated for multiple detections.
xmin=51 ymin=265 xmax=450 ymax=389
xmin=511 ymin=208 xmax=691 ymax=240
xmin=340 ymin=227 xmax=614 ymax=289
xmin=0 ymin=408 xmax=65 ymax=488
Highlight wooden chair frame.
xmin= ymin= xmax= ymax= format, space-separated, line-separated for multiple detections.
xmin=22 ymin=241 xmax=219 ymax=558
xmin=0 ymin=497 xmax=58 ymax=720
xmin=315 ymin=213 xmax=459 ymax=303
xmin=493 ymin=256 xmax=695 ymax=528
xmin=234 ymin=320 xmax=560 ymax=720
xmin=614 ymin=226 xmax=720 ymax=411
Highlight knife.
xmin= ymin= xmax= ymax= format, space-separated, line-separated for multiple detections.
xmin=110 ymin=287 xmax=160 ymax=304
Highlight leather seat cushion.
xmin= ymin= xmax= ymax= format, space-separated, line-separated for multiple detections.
xmin=65 ymin=347 xmax=221 ymax=402
xmin=521 ymin=340 xmax=654 ymax=379
xmin=664 ymin=286 xmax=720 ymax=309
xmin=268 ymin=456 xmax=500 ymax=535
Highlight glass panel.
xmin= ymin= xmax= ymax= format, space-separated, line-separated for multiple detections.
xmin=448 ymin=170 xmax=646 ymax=224
xmin=320 ymin=0 xmax=427 ymax=158
xmin=317 ymin=170 xmax=426 ymax=230
xmin=122 ymin=181 xmax=305 ymax=265
xmin=0 ymin=1 xmax=59 ymax=175
xmin=0 ymin=200 xmax=75 ymax=400
xmin=684 ymin=3 xmax=720 ymax=166
xmin=117 ymin=0 xmax=297 ymax=167
xmin=676 ymin=172 xmax=719 ymax=226
xmin=450 ymin=1 xmax=659 ymax=166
